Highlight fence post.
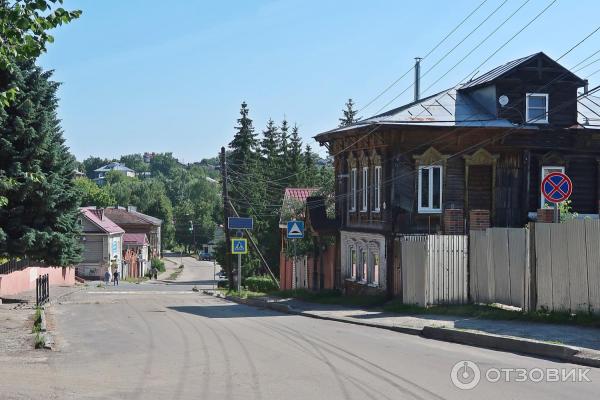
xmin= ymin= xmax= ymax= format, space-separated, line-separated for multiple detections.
xmin=528 ymin=223 xmax=537 ymax=312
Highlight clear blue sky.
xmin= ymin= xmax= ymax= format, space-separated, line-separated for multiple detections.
xmin=38 ymin=0 xmax=600 ymax=162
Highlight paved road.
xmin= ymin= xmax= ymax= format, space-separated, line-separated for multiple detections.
xmin=2 ymin=256 xmax=599 ymax=399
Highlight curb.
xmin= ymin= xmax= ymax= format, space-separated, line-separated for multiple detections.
xmin=202 ymin=290 xmax=600 ymax=368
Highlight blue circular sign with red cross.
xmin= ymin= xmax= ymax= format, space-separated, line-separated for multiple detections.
xmin=541 ymin=172 xmax=573 ymax=203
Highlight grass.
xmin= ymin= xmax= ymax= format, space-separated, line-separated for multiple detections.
xmin=383 ymin=300 xmax=600 ymax=328
xmin=34 ymin=332 xmax=46 ymax=349
xmin=32 ymin=307 xmax=42 ymax=333
xmin=167 ymin=266 xmax=184 ymax=281
xmin=218 ymin=288 xmax=267 ymax=299
xmin=122 ymin=276 xmax=148 ymax=284
xmin=271 ymin=289 xmax=388 ymax=307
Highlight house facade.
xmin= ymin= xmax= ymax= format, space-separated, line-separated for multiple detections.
xmin=103 ymin=206 xmax=162 ymax=257
xmin=315 ymin=52 xmax=600 ymax=296
xmin=123 ymin=233 xmax=149 ymax=278
xmin=77 ymin=207 xmax=125 ymax=279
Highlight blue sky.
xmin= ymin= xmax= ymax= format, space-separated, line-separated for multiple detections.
xmin=39 ymin=0 xmax=600 ymax=162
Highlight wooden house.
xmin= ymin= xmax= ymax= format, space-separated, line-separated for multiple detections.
xmin=314 ymin=52 xmax=600 ymax=296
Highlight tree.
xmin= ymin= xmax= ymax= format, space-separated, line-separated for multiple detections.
xmin=0 ymin=63 xmax=82 ymax=265
xmin=0 ymin=0 xmax=81 ymax=106
xmin=288 ymin=124 xmax=303 ymax=187
xmin=120 ymin=153 xmax=148 ymax=173
xmin=302 ymin=144 xmax=319 ymax=187
xmin=339 ymin=98 xmax=360 ymax=127
xmin=82 ymin=156 xmax=111 ymax=179
xmin=74 ymin=177 xmax=115 ymax=207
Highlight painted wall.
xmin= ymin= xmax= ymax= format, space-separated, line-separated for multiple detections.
xmin=0 ymin=266 xmax=75 ymax=297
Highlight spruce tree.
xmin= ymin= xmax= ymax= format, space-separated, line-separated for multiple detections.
xmin=0 ymin=63 xmax=82 ymax=265
xmin=302 ymin=144 xmax=319 ymax=187
xmin=288 ymin=124 xmax=303 ymax=187
xmin=276 ymin=118 xmax=290 ymax=185
xmin=339 ymin=98 xmax=360 ymax=127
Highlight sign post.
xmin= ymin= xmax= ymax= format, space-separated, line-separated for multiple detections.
xmin=541 ymin=172 xmax=573 ymax=223
xmin=231 ymin=238 xmax=248 ymax=292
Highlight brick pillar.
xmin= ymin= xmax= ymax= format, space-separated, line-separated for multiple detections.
xmin=443 ymin=208 xmax=465 ymax=234
xmin=469 ymin=209 xmax=490 ymax=231
xmin=537 ymin=208 xmax=556 ymax=223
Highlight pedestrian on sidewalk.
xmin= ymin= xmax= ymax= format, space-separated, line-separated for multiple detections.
xmin=113 ymin=270 xmax=119 ymax=286
xmin=104 ymin=270 xmax=110 ymax=286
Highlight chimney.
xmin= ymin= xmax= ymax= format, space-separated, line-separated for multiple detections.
xmin=584 ymin=79 xmax=589 ymax=94
xmin=414 ymin=57 xmax=422 ymax=101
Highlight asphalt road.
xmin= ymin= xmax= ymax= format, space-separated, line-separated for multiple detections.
xmin=2 ymin=256 xmax=599 ymax=399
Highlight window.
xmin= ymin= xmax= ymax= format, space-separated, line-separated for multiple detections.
xmin=540 ymin=166 xmax=565 ymax=208
xmin=370 ymin=251 xmax=380 ymax=286
xmin=350 ymin=168 xmax=357 ymax=211
xmin=373 ymin=166 xmax=381 ymax=212
xmin=526 ymin=93 xmax=549 ymax=124
xmin=362 ymin=167 xmax=368 ymax=212
xmin=418 ymin=165 xmax=442 ymax=213
xmin=350 ymin=248 xmax=357 ymax=279
xmin=361 ymin=250 xmax=368 ymax=282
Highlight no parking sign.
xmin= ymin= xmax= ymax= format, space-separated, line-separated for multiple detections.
xmin=541 ymin=172 xmax=573 ymax=204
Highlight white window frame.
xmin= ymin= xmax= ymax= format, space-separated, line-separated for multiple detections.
xmin=350 ymin=168 xmax=357 ymax=211
xmin=360 ymin=249 xmax=368 ymax=283
xmin=373 ymin=166 xmax=381 ymax=212
xmin=540 ymin=165 xmax=565 ymax=209
xmin=349 ymin=247 xmax=357 ymax=279
xmin=361 ymin=167 xmax=368 ymax=212
xmin=526 ymin=93 xmax=549 ymax=124
xmin=418 ymin=165 xmax=443 ymax=213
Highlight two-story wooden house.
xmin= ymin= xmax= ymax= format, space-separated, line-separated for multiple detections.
xmin=315 ymin=52 xmax=600 ymax=296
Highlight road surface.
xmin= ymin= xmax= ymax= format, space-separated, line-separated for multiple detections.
xmin=1 ymin=256 xmax=598 ymax=399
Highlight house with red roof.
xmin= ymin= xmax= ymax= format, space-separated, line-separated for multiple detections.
xmin=279 ymin=188 xmax=337 ymax=291
xmin=77 ymin=207 xmax=125 ymax=279
xmin=123 ymin=233 xmax=150 ymax=278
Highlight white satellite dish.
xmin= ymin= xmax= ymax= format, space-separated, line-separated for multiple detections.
xmin=498 ymin=95 xmax=509 ymax=107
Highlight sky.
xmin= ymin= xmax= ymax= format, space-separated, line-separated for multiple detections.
xmin=38 ymin=0 xmax=600 ymax=163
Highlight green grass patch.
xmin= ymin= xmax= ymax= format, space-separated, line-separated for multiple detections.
xmin=271 ymin=289 xmax=387 ymax=307
xmin=122 ymin=276 xmax=148 ymax=284
xmin=383 ymin=300 xmax=600 ymax=328
xmin=34 ymin=332 xmax=45 ymax=349
xmin=218 ymin=288 xmax=267 ymax=299
xmin=32 ymin=307 xmax=42 ymax=333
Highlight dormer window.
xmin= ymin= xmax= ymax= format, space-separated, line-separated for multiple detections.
xmin=526 ymin=93 xmax=549 ymax=124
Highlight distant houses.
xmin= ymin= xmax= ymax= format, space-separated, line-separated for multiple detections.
xmin=77 ymin=206 xmax=162 ymax=280
xmin=93 ymin=162 xmax=135 ymax=185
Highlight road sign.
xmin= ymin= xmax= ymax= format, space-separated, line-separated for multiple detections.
xmin=541 ymin=172 xmax=573 ymax=204
xmin=231 ymin=238 xmax=248 ymax=254
xmin=287 ymin=220 xmax=305 ymax=239
xmin=228 ymin=217 xmax=253 ymax=230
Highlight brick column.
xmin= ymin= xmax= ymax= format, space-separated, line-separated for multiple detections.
xmin=537 ymin=208 xmax=556 ymax=223
xmin=469 ymin=209 xmax=490 ymax=231
xmin=443 ymin=208 xmax=465 ymax=234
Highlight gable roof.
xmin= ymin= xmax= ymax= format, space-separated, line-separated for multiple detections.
xmin=103 ymin=207 xmax=162 ymax=227
xmin=315 ymin=52 xmax=597 ymax=140
xmin=80 ymin=207 xmax=125 ymax=235
xmin=94 ymin=162 xmax=135 ymax=173
xmin=123 ymin=233 xmax=149 ymax=246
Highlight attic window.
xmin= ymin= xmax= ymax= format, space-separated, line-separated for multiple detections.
xmin=526 ymin=93 xmax=549 ymax=124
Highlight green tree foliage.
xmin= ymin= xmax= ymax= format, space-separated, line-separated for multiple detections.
xmin=81 ymin=156 xmax=112 ymax=178
xmin=73 ymin=177 xmax=115 ymax=207
xmin=339 ymin=98 xmax=360 ymax=127
xmin=0 ymin=63 xmax=81 ymax=265
xmin=120 ymin=153 xmax=149 ymax=173
xmin=0 ymin=0 xmax=81 ymax=106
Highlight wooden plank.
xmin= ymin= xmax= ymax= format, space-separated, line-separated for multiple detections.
xmin=550 ymin=223 xmax=571 ymax=312
xmin=491 ymin=229 xmax=511 ymax=305
xmin=566 ymin=220 xmax=589 ymax=312
xmin=463 ymin=235 xmax=469 ymax=302
xmin=535 ymin=223 xmax=553 ymax=311
xmin=585 ymin=220 xmax=600 ymax=313
xmin=508 ymin=228 xmax=526 ymax=307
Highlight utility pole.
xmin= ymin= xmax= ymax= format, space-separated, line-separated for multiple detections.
xmin=220 ymin=147 xmax=233 ymax=288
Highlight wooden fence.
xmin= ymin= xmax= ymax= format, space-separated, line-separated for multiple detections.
xmin=470 ymin=228 xmax=529 ymax=309
xmin=400 ymin=235 xmax=468 ymax=306
xmin=534 ymin=220 xmax=600 ymax=313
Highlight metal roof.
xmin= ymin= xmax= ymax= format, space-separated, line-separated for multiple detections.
xmin=81 ymin=207 xmax=125 ymax=235
xmin=460 ymin=53 xmax=539 ymax=89
xmin=94 ymin=162 xmax=135 ymax=173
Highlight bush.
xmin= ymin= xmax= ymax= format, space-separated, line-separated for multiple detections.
xmin=151 ymin=258 xmax=165 ymax=272
xmin=244 ymin=276 xmax=278 ymax=293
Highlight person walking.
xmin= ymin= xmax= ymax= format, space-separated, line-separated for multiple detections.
xmin=104 ymin=270 xmax=110 ymax=286
xmin=113 ymin=269 xmax=119 ymax=286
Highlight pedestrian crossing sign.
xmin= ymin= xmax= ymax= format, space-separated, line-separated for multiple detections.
xmin=231 ymin=238 xmax=248 ymax=254
xmin=287 ymin=220 xmax=305 ymax=239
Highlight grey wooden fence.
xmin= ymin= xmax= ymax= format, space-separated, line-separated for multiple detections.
xmin=470 ymin=228 xmax=529 ymax=309
xmin=534 ymin=220 xmax=600 ymax=313
xmin=401 ymin=235 xmax=468 ymax=306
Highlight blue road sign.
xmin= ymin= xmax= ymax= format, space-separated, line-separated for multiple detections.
xmin=228 ymin=217 xmax=253 ymax=230
xmin=287 ymin=220 xmax=305 ymax=239
xmin=231 ymin=238 xmax=248 ymax=254
xmin=541 ymin=172 xmax=573 ymax=204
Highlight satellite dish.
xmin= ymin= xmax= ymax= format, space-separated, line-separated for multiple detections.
xmin=498 ymin=95 xmax=509 ymax=107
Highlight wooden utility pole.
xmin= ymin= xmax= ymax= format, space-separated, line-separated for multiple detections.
xmin=220 ymin=147 xmax=233 ymax=288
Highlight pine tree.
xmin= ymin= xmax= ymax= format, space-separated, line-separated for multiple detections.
xmin=302 ymin=144 xmax=319 ymax=187
xmin=288 ymin=124 xmax=303 ymax=187
xmin=276 ymin=118 xmax=290 ymax=186
xmin=0 ymin=63 xmax=82 ymax=265
xmin=339 ymin=98 xmax=360 ymax=127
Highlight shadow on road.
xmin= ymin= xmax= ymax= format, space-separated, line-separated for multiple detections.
xmin=168 ymin=304 xmax=290 ymax=319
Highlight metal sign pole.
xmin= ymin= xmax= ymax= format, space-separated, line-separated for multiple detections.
xmin=237 ymin=253 xmax=242 ymax=293
xmin=554 ymin=202 xmax=559 ymax=223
